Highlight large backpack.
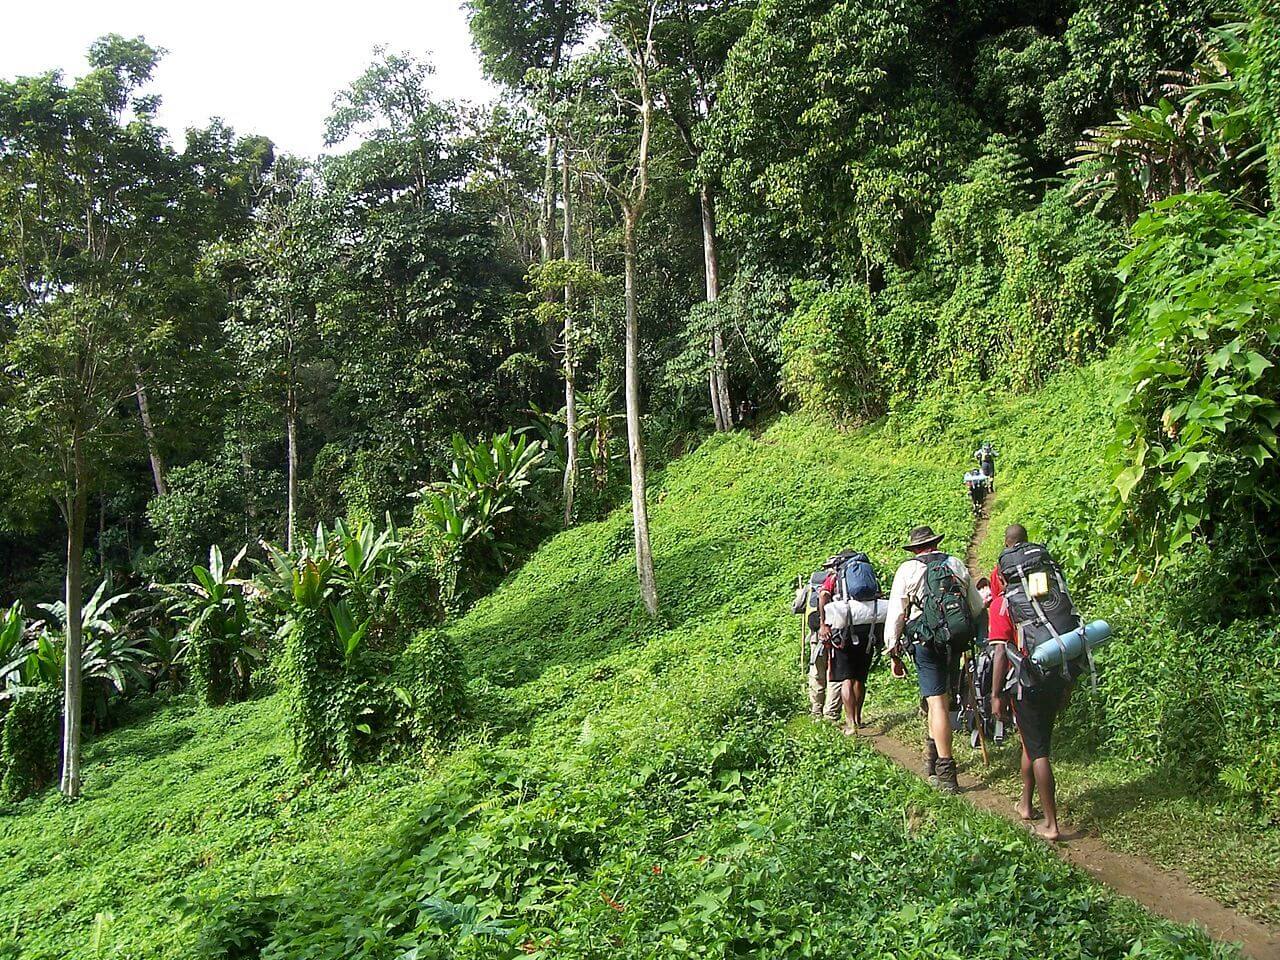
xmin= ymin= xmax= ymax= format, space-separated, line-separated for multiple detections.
xmin=905 ymin=552 xmax=975 ymax=655
xmin=830 ymin=551 xmax=879 ymax=601
xmin=997 ymin=542 xmax=1083 ymax=685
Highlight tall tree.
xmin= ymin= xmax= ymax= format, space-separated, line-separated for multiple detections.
xmin=582 ymin=4 xmax=662 ymax=615
xmin=0 ymin=36 xmax=175 ymax=796
xmin=654 ymin=0 xmax=750 ymax=431
xmin=210 ymin=161 xmax=323 ymax=553
xmin=469 ymin=0 xmax=593 ymax=268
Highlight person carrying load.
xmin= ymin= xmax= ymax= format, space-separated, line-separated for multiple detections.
xmin=793 ymin=551 xmax=887 ymax=733
xmin=975 ymin=441 xmax=998 ymax=482
xmin=988 ymin=523 xmax=1110 ymax=840
xmin=884 ymin=525 xmax=984 ymax=794
xmin=793 ymin=569 xmax=841 ymax=722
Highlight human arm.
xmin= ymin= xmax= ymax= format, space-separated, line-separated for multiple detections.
xmin=883 ymin=563 xmax=909 ymax=654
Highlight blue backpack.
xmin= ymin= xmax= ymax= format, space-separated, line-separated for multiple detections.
xmin=830 ymin=551 xmax=880 ymax=601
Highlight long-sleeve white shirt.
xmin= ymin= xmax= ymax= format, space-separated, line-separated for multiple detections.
xmin=883 ymin=552 xmax=984 ymax=652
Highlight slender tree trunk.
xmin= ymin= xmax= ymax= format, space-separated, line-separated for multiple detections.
xmin=539 ymin=131 xmax=558 ymax=267
xmin=562 ymin=153 xmax=579 ymax=526
xmin=699 ymin=185 xmax=733 ymax=431
xmin=134 ymin=365 xmax=167 ymax=496
xmin=60 ymin=462 xmax=87 ymax=798
xmin=286 ymin=382 xmax=298 ymax=553
xmin=623 ymin=211 xmax=658 ymax=616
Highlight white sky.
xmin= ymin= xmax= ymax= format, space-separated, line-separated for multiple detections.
xmin=0 ymin=0 xmax=497 ymax=158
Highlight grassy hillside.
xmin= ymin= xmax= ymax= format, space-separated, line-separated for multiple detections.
xmin=0 ymin=381 xmax=1244 ymax=959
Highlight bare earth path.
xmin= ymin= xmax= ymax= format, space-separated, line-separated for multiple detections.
xmin=860 ymin=493 xmax=1280 ymax=959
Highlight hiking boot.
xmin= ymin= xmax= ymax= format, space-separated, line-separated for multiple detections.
xmin=923 ymin=737 xmax=939 ymax=784
xmin=935 ymin=756 xmax=959 ymax=795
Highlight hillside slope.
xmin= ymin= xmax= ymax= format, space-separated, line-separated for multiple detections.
xmin=0 ymin=370 xmax=1241 ymax=959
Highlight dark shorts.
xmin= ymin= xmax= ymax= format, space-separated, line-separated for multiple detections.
xmin=911 ymin=643 xmax=959 ymax=698
xmin=1015 ymin=677 xmax=1068 ymax=761
xmin=830 ymin=634 xmax=874 ymax=683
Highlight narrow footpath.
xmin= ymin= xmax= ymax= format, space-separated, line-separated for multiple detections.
xmin=858 ymin=495 xmax=1280 ymax=960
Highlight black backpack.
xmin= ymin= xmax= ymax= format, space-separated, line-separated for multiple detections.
xmin=905 ymin=552 xmax=975 ymax=656
xmin=997 ymin=542 xmax=1083 ymax=683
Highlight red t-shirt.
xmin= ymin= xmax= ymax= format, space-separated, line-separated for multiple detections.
xmin=986 ymin=564 xmax=1016 ymax=644
xmin=822 ymin=572 xmax=837 ymax=596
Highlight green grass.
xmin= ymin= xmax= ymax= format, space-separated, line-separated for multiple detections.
xmin=0 ymin=385 xmax=1255 ymax=958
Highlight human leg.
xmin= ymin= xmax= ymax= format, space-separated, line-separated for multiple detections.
xmin=851 ymin=679 xmax=866 ymax=726
xmin=1033 ymin=757 xmax=1060 ymax=840
xmin=1015 ymin=743 xmax=1037 ymax=820
xmin=839 ymin=680 xmax=856 ymax=734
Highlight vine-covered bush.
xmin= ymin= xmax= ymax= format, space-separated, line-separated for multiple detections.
xmin=0 ymin=686 xmax=61 ymax=801
xmin=161 ymin=545 xmax=256 ymax=707
xmin=393 ymin=629 xmax=468 ymax=749
xmin=779 ymin=155 xmax=1120 ymax=422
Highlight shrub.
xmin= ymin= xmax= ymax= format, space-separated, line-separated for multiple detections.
xmin=392 ymin=629 xmax=468 ymax=749
xmin=160 ymin=545 xmax=256 ymax=706
xmin=1108 ymin=194 xmax=1280 ymax=561
xmin=0 ymin=686 xmax=61 ymax=801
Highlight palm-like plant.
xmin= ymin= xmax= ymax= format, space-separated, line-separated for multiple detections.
xmin=160 ymin=545 xmax=258 ymax=705
xmin=417 ymin=430 xmax=547 ymax=568
xmin=1068 ymin=22 xmax=1268 ymax=221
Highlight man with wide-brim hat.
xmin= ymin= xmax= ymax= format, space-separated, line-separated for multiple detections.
xmin=883 ymin=524 xmax=984 ymax=794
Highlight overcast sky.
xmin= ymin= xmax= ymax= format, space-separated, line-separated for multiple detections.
xmin=0 ymin=0 xmax=497 ymax=157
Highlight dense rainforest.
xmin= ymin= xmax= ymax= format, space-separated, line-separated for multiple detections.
xmin=1 ymin=0 xmax=1279 ymax=956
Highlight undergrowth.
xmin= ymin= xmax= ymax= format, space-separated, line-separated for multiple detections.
xmin=0 ymin=385 xmax=1250 ymax=958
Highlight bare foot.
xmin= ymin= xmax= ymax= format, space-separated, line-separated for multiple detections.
xmin=842 ymin=724 xmax=859 ymax=736
xmin=1015 ymin=802 xmax=1042 ymax=822
xmin=1035 ymin=822 xmax=1062 ymax=841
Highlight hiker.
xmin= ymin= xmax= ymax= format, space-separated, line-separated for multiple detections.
xmin=988 ymin=523 xmax=1075 ymax=841
xmin=884 ymin=525 xmax=984 ymax=794
xmin=964 ymin=468 xmax=990 ymax=517
xmin=795 ymin=570 xmax=841 ymax=722
xmin=816 ymin=551 xmax=885 ymax=733
xmin=975 ymin=442 xmax=997 ymax=481
xmin=975 ymin=576 xmax=991 ymax=644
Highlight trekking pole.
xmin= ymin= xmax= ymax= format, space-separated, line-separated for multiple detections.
xmin=965 ymin=650 xmax=991 ymax=766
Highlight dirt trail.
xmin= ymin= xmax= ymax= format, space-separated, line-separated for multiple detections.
xmin=859 ymin=726 xmax=1279 ymax=958
xmin=860 ymin=491 xmax=1280 ymax=959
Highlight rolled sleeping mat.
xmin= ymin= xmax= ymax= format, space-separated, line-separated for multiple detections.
xmin=1030 ymin=619 xmax=1112 ymax=668
xmin=823 ymin=599 xmax=888 ymax=630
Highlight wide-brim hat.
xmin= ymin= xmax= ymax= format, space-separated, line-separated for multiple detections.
xmin=902 ymin=525 xmax=944 ymax=550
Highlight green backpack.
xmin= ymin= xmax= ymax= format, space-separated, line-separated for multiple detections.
xmin=905 ymin=552 xmax=975 ymax=655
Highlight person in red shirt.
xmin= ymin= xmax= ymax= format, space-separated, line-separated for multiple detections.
xmin=817 ymin=568 xmax=879 ymax=733
xmin=989 ymin=523 xmax=1065 ymax=841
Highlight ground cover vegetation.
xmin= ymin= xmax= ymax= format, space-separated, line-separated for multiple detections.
xmin=0 ymin=414 xmax=1243 ymax=959
xmin=0 ymin=0 xmax=1278 ymax=953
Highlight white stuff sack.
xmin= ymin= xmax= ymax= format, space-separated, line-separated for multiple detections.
xmin=824 ymin=599 xmax=887 ymax=630
xmin=844 ymin=599 xmax=887 ymax=626
xmin=823 ymin=599 xmax=849 ymax=630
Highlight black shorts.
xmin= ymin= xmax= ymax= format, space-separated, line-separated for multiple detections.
xmin=1015 ymin=677 xmax=1067 ymax=761
xmin=829 ymin=637 xmax=873 ymax=683
xmin=911 ymin=643 xmax=959 ymax=698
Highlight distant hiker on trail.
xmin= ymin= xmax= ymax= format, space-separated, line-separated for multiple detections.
xmin=964 ymin=468 xmax=990 ymax=517
xmin=884 ymin=525 xmax=984 ymax=794
xmin=975 ymin=441 xmax=997 ymax=481
xmin=988 ymin=523 xmax=1077 ymax=841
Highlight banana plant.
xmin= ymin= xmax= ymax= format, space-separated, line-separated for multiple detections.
xmin=160 ymin=545 xmax=258 ymax=703
xmin=417 ymin=430 xmax=546 ymax=567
